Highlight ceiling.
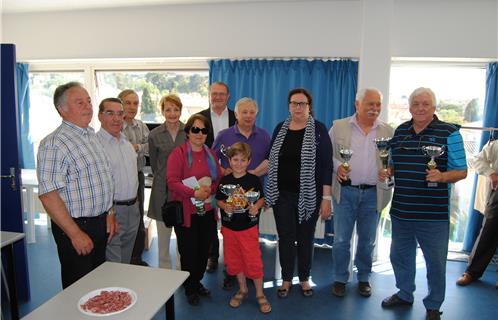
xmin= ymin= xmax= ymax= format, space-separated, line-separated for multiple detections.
xmin=2 ymin=0 xmax=330 ymax=14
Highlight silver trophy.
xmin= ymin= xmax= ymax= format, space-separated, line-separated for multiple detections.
xmin=374 ymin=137 xmax=394 ymax=190
xmin=422 ymin=146 xmax=445 ymax=187
xmin=220 ymin=184 xmax=238 ymax=220
xmin=245 ymin=191 xmax=260 ymax=223
xmin=338 ymin=146 xmax=353 ymax=186
xmin=220 ymin=144 xmax=229 ymax=159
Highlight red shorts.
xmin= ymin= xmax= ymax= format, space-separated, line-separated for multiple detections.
xmin=221 ymin=225 xmax=263 ymax=279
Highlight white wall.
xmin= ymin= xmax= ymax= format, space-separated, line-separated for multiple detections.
xmin=2 ymin=0 xmax=496 ymax=60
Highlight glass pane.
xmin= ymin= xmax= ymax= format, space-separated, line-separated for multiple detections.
xmin=95 ymin=70 xmax=209 ymax=124
xmin=29 ymin=72 xmax=85 ymax=164
xmin=386 ymin=64 xmax=487 ymax=251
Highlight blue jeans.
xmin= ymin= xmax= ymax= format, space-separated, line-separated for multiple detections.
xmin=332 ymin=186 xmax=378 ymax=283
xmin=390 ymin=217 xmax=449 ymax=310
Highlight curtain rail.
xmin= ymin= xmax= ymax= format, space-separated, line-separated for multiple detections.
xmin=460 ymin=126 xmax=498 ymax=131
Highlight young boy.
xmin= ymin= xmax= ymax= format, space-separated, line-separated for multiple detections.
xmin=216 ymin=142 xmax=271 ymax=314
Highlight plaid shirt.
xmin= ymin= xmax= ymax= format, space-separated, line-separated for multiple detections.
xmin=37 ymin=120 xmax=114 ymax=218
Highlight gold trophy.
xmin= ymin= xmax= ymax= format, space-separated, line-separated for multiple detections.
xmin=422 ymin=145 xmax=445 ymax=188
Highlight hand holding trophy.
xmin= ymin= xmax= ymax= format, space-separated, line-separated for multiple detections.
xmin=374 ymin=137 xmax=394 ymax=189
xmin=338 ymin=145 xmax=353 ymax=186
xmin=220 ymin=184 xmax=238 ymax=220
xmin=245 ymin=190 xmax=260 ymax=223
xmin=422 ymin=145 xmax=445 ymax=187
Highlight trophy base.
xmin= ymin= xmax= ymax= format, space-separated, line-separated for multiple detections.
xmin=340 ymin=179 xmax=352 ymax=187
xmin=379 ymin=178 xmax=395 ymax=190
xmin=426 ymin=181 xmax=439 ymax=188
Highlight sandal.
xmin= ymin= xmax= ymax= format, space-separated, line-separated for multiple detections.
xmin=277 ymin=283 xmax=292 ymax=299
xmin=300 ymin=282 xmax=313 ymax=297
xmin=256 ymin=295 xmax=272 ymax=314
xmin=229 ymin=290 xmax=248 ymax=308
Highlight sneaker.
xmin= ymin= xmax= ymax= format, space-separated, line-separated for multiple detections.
xmin=332 ymin=282 xmax=346 ymax=297
xmin=381 ymin=294 xmax=413 ymax=308
xmin=426 ymin=309 xmax=442 ymax=320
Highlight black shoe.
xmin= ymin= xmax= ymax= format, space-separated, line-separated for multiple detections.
xmin=198 ymin=285 xmax=211 ymax=297
xmin=332 ymin=282 xmax=346 ymax=297
xmin=358 ymin=282 xmax=372 ymax=297
xmin=381 ymin=294 xmax=413 ymax=308
xmin=222 ymin=275 xmax=236 ymax=290
xmin=206 ymin=259 xmax=218 ymax=273
xmin=131 ymin=259 xmax=149 ymax=266
xmin=187 ymin=293 xmax=200 ymax=306
xmin=426 ymin=309 xmax=442 ymax=320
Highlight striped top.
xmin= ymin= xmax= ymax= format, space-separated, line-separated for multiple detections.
xmin=390 ymin=116 xmax=467 ymax=221
xmin=37 ymin=120 xmax=114 ymax=218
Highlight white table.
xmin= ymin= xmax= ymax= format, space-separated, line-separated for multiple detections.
xmin=20 ymin=169 xmax=39 ymax=244
xmin=22 ymin=262 xmax=189 ymax=320
xmin=1 ymin=231 xmax=26 ymax=320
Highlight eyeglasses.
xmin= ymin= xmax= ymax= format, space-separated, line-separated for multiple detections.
xmin=289 ymin=101 xmax=309 ymax=108
xmin=190 ymin=126 xmax=209 ymax=135
xmin=101 ymin=110 xmax=124 ymax=117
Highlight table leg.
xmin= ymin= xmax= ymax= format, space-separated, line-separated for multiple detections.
xmin=4 ymin=244 xmax=20 ymax=320
xmin=26 ymin=187 xmax=36 ymax=243
xmin=165 ymin=294 xmax=174 ymax=320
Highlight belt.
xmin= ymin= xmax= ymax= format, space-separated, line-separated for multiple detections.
xmin=73 ymin=211 xmax=108 ymax=222
xmin=113 ymin=197 xmax=137 ymax=206
xmin=349 ymin=184 xmax=376 ymax=190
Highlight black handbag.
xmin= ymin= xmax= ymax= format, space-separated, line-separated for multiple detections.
xmin=162 ymin=200 xmax=184 ymax=227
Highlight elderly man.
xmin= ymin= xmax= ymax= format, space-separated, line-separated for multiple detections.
xmin=456 ymin=139 xmax=498 ymax=288
xmin=329 ymin=88 xmax=393 ymax=298
xmin=37 ymin=82 xmax=117 ymax=289
xmin=381 ymin=88 xmax=467 ymax=320
xmin=97 ymin=98 xmax=140 ymax=264
xmin=118 ymin=89 xmax=149 ymax=266
xmin=198 ymin=81 xmax=236 ymax=273
xmin=213 ymin=97 xmax=271 ymax=177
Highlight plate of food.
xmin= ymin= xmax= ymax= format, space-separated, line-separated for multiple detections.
xmin=78 ymin=287 xmax=137 ymax=317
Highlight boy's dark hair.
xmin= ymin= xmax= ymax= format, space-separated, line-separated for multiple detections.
xmin=227 ymin=142 xmax=252 ymax=160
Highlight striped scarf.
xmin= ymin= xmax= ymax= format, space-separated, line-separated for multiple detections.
xmin=265 ymin=116 xmax=317 ymax=223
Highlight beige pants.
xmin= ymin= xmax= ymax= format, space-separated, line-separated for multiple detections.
xmin=156 ymin=219 xmax=181 ymax=269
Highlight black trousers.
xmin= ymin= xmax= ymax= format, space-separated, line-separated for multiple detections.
xmin=273 ymin=191 xmax=319 ymax=282
xmin=174 ymin=210 xmax=216 ymax=295
xmin=51 ymin=214 xmax=107 ymax=289
xmin=467 ymin=190 xmax=498 ymax=278
xmin=131 ymin=171 xmax=146 ymax=263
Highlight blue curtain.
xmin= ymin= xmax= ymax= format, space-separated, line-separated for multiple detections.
xmin=209 ymin=59 xmax=358 ymax=246
xmin=209 ymin=59 xmax=358 ymax=134
xmin=16 ymin=63 xmax=35 ymax=169
xmin=462 ymin=62 xmax=498 ymax=252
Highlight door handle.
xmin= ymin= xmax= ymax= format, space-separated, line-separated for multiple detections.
xmin=1 ymin=167 xmax=17 ymax=191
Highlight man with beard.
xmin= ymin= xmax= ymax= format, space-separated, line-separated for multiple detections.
xmin=329 ymin=88 xmax=394 ymax=298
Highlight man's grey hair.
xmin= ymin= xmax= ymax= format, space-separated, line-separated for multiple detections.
xmin=234 ymin=97 xmax=258 ymax=114
xmin=355 ymin=88 xmax=383 ymax=103
xmin=409 ymin=87 xmax=437 ymax=107
xmin=53 ymin=81 xmax=84 ymax=111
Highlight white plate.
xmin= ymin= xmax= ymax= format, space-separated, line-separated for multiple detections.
xmin=78 ymin=287 xmax=137 ymax=317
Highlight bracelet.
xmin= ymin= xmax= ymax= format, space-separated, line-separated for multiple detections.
xmin=322 ymin=195 xmax=332 ymax=201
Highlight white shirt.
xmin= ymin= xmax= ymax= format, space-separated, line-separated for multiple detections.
xmin=210 ymin=107 xmax=229 ymax=140
xmin=97 ymin=129 xmax=139 ymax=201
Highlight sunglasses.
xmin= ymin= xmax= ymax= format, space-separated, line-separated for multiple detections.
xmin=190 ymin=126 xmax=209 ymax=135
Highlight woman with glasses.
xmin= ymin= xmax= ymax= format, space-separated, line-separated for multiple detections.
xmin=265 ymin=88 xmax=333 ymax=298
xmin=166 ymin=114 xmax=222 ymax=306
xmin=147 ymin=94 xmax=186 ymax=270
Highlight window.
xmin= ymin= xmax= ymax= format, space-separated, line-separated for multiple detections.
xmin=385 ymin=62 xmax=487 ymax=250
xmin=95 ymin=70 xmax=209 ymax=124
xmin=28 ymin=71 xmax=85 ymax=163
